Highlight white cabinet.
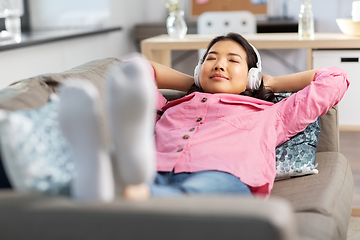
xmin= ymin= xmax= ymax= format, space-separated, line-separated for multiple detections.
xmin=313 ymin=50 xmax=360 ymax=129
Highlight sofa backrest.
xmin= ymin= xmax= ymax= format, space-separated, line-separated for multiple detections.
xmin=0 ymin=57 xmax=339 ymax=153
xmin=317 ymin=106 xmax=339 ymax=152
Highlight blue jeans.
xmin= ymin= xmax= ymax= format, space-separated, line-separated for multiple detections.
xmin=149 ymin=170 xmax=252 ymax=197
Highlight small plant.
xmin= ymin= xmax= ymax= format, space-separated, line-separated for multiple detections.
xmin=164 ymin=0 xmax=180 ymax=14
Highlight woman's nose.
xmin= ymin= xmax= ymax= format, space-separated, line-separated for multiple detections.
xmin=214 ymin=61 xmax=225 ymax=71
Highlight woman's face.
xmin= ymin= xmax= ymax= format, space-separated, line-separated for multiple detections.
xmin=199 ymin=40 xmax=249 ymax=94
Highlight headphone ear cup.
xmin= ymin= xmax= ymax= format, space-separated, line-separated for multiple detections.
xmin=194 ymin=63 xmax=201 ymax=87
xmin=247 ymin=68 xmax=262 ymax=90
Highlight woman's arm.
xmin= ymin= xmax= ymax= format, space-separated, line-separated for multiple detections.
xmin=150 ymin=61 xmax=194 ymax=91
xmin=263 ymin=69 xmax=320 ymax=93
xmin=272 ymin=67 xmax=349 ymax=145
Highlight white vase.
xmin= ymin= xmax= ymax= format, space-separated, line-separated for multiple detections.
xmin=166 ymin=10 xmax=187 ymax=39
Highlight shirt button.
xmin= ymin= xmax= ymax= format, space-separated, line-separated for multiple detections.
xmin=177 ymin=148 xmax=183 ymax=152
xmin=197 ymin=117 xmax=202 ymax=122
xmin=201 ymin=97 xmax=207 ymax=102
xmin=189 ymin=128 xmax=195 ymax=132
xmin=183 ymin=135 xmax=190 ymax=139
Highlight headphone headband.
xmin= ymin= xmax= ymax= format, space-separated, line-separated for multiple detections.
xmin=248 ymin=42 xmax=262 ymax=72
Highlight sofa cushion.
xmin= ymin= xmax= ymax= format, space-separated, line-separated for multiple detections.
xmin=275 ymin=118 xmax=321 ymax=180
xmin=0 ymin=99 xmax=73 ymax=195
xmin=39 ymin=57 xmax=121 ymax=145
xmin=274 ymin=93 xmax=321 ymax=180
xmin=0 ymin=78 xmax=53 ymax=111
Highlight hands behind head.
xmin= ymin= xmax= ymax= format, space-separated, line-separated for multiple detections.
xmin=262 ymin=74 xmax=275 ymax=92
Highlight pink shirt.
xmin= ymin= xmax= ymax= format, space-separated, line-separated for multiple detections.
xmin=154 ymin=67 xmax=349 ymax=196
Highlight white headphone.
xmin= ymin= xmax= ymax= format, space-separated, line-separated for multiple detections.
xmin=194 ymin=42 xmax=262 ymax=91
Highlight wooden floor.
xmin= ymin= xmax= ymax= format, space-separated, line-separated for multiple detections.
xmin=339 ymin=131 xmax=360 ymax=210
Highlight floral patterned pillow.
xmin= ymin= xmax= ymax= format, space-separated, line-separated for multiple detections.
xmin=275 ymin=118 xmax=321 ymax=180
xmin=275 ymin=93 xmax=321 ymax=180
xmin=0 ymin=97 xmax=73 ymax=195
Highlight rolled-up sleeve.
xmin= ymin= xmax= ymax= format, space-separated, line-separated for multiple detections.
xmin=274 ymin=67 xmax=350 ymax=146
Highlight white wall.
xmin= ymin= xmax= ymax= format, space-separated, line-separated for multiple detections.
xmin=28 ymin=0 xmax=148 ymax=56
xmin=143 ymin=0 xmax=190 ymax=22
xmin=29 ymin=0 xmax=111 ymax=29
xmin=107 ymin=0 xmax=147 ymax=55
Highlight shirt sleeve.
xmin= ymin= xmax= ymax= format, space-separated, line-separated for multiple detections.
xmin=274 ymin=67 xmax=350 ymax=146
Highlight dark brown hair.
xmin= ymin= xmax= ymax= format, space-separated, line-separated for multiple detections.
xmin=187 ymin=32 xmax=278 ymax=103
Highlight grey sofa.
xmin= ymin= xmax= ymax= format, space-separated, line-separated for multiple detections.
xmin=0 ymin=58 xmax=354 ymax=240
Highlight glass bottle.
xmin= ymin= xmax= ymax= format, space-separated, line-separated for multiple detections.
xmin=166 ymin=10 xmax=188 ymax=39
xmin=0 ymin=0 xmax=24 ymax=42
xmin=298 ymin=0 xmax=314 ymax=39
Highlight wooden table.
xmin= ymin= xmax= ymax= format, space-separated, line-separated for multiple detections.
xmin=141 ymin=33 xmax=360 ymax=70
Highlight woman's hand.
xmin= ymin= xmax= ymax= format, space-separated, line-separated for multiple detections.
xmin=262 ymin=74 xmax=275 ymax=91
xmin=150 ymin=61 xmax=194 ymax=91
xmin=262 ymin=69 xmax=319 ymax=93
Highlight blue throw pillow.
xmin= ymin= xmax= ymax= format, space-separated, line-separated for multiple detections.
xmin=0 ymin=97 xmax=73 ymax=195
xmin=274 ymin=93 xmax=321 ymax=180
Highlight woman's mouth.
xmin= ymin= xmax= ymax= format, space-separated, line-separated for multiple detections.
xmin=210 ymin=74 xmax=229 ymax=81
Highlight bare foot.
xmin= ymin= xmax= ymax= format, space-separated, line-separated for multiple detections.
xmin=122 ymin=183 xmax=151 ymax=201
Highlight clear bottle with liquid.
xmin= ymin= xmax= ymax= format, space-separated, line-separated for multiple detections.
xmin=298 ymin=0 xmax=314 ymax=39
xmin=0 ymin=0 xmax=24 ymax=41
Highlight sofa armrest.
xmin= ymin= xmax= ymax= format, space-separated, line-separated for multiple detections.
xmin=0 ymin=191 xmax=297 ymax=240
xmin=272 ymin=152 xmax=353 ymax=240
